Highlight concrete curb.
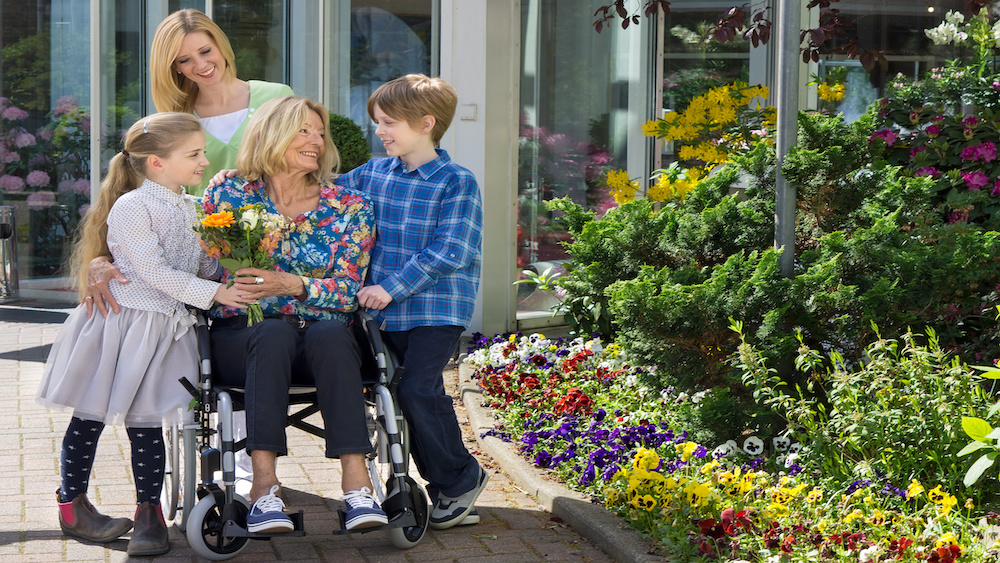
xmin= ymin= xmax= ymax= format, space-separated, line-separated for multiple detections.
xmin=458 ymin=360 xmax=662 ymax=563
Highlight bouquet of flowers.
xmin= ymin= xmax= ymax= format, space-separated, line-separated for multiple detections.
xmin=195 ymin=203 xmax=288 ymax=325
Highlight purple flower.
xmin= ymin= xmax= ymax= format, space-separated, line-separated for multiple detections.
xmin=0 ymin=175 xmax=25 ymax=192
xmin=963 ymin=170 xmax=989 ymax=190
xmin=961 ymin=142 xmax=997 ymax=163
xmin=926 ymin=125 xmax=943 ymax=138
xmin=25 ymin=170 xmax=50 ymax=187
xmin=992 ymin=180 xmax=1000 ymax=197
xmin=26 ymin=190 xmax=56 ymax=208
xmin=54 ymin=95 xmax=78 ymax=116
xmin=14 ymin=132 xmax=36 ymax=148
xmin=1 ymin=106 xmax=28 ymax=120
xmin=868 ymin=129 xmax=898 ymax=146
xmin=0 ymin=147 xmax=20 ymax=164
xmin=915 ymin=167 xmax=940 ymax=178
xmin=73 ymin=179 xmax=91 ymax=195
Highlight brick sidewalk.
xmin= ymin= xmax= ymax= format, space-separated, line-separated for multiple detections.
xmin=0 ymin=305 xmax=614 ymax=562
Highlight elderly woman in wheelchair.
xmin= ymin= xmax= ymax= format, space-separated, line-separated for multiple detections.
xmin=198 ymin=95 xmax=387 ymax=534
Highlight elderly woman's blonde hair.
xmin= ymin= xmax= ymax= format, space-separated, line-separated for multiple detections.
xmin=236 ymin=96 xmax=340 ymax=184
xmin=150 ymin=9 xmax=237 ymax=113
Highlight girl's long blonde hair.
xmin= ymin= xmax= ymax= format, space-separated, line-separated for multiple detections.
xmin=150 ymin=9 xmax=237 ymax=113
xmin=69 ymin=112 xmax=203 ymax=296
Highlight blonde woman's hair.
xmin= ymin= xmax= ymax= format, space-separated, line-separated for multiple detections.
xmin=367 ymin=74 xmax=458 ymax=145
xmin=235 ymin=96 xmax=339 ymax=183
xmin=69 ymin=112 xmax=203 ymax=296
xmin=150 ymin=9 xmax=237 ymax=112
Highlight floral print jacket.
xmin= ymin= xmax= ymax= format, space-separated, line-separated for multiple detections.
xmin=201 ymin=177 xmax=375 ymax=324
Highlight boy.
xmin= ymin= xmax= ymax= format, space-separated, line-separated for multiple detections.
xmin=335 ymin=74 xmax=487 ymax=529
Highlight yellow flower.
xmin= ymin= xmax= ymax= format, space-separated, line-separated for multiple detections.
xmin=936 ymin=533 xmax=960 ymax=549
xmin=817 ymin=82 xmax=846 ymax=102
xmin=965 ymin=498 xmax=975 ymax=510
xmin=866 ymin=509 xmax=886 ymax=527
xmin=631 ymin=493 xmax=658 ymax=511
xmin=806 ymin=487 xmax=823 ymax=503
xmin=843 ymin=508 xmax=864 ymax=524
xmin=906 ymin=479 xmax=924 ymax=500
xmin=684 ymin=481 xmax=712 ymax=507
xmin=201 ymin=210 xmax=235 ymax=228
xmin=676 ymin=441 xmax=698 ymax=462
xmin=928 ymin=485 xmax=948 ymax=504
xmin=938 ymin=493 xmax=958 ymax=516
xmin=641 ymin=119 xmax=661 ymax=137
xmin=633 ymin=448 xmax=662 ymax=471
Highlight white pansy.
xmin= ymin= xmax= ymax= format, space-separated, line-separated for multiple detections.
xmin=772 ymin=436 xmax=791 ymax=452
xmin=743 ymin=436 xmax=764 ymax=455
xmin=788 ymin=442 xmax=803 ymax=454
xmin=712 ymin=443 xmax=733 ymax=459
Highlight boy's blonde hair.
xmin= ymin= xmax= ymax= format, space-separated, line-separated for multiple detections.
xmin=150 ymin=9 xmax=237 ymax=113
xmin=367 ymin=74 xmax=457 ymax=145
xmin=69 ymin=112 xmax=203 ymax=296
xmin=235 ymin=96 xmax=340 ymax=184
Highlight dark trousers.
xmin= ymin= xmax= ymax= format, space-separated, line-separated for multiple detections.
xmin=210 ymin=318 xmax=371 ymax=458
xmin=383 ymin=325 xmax=480 ymax=497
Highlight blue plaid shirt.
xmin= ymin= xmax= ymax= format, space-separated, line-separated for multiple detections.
xmin=336 ymin=149 xmax=482 ymax=331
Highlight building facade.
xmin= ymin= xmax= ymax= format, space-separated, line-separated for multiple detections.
xmin=0 ymin=0 xmax=969 ymax=334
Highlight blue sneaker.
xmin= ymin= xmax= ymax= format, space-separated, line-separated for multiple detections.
xmin=246 ymin=485 xmax=293 ymax=533
xmin=429 ymin=468 xmax=489 ymax=529
xmin=342 ymin=487 xmax=388 ymax=530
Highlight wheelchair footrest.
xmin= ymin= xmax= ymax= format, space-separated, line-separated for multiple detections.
xmin=332 ymin=508 xmax=417 ymax=535
xmin=222 ymin=510 xmax=306 ymax=539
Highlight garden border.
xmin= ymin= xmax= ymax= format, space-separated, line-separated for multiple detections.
xmin=458 ymin=359 xmax=662 ymax=563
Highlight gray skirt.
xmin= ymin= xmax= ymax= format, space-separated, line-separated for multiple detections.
xmin=36 ymin=305 xmax=197 ymax=426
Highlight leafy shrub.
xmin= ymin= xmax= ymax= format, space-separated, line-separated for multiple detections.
xmin=328 ymin=113 xmax=370 ymax=173
xmin=734 ymin=322 xmax=997 ymax=503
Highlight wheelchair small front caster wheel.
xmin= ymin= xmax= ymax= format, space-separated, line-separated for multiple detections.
xmin=385 ymin=476 xmax=430 ymax=549
xmin=186 ymin=493 xmax=251 ymax=560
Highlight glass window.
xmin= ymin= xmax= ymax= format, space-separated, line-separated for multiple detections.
xmin=344 ymin=0 xmax=435 ymax=154
xmin=517 ymin=0 xmax=647 ymax=315
xmin=212 ymin=1 xmax=288 ymax=83
xmin=1 ymin=1 xmax=92 ymax=286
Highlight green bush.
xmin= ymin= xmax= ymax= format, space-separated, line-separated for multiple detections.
xmin=551 ymin=107 xmax=1000 ymax=443
xmin=735 ymin=323 xmax=997 ymax=503
xmin=328 ymin=113 xmax=370 ymax=173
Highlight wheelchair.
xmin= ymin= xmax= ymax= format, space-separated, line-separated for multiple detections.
xmin=160 ymin=310 xmax=431 ymax=560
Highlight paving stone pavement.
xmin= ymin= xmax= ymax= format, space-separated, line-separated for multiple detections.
xmin=0 ymin=302 xmax=616 ymax=562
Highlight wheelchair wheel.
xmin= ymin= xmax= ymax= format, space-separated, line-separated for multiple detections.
xmin=385 ymin=476 xmax=430 ymax=549
xmin=185 ymin=493 xmax=251 ymax=560
xmin=367 ymin=408 xmax=430 ymax=549
xmin=160 ymin=421 xmax=181 ymax=522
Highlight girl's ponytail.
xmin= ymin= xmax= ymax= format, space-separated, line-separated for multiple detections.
xmin=69 ymin=113 xmax=202 ymax=295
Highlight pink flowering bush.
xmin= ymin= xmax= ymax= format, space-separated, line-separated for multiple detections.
xmin=0 ymin=95 xmax=90 ymax=201
xmin=873 ymin=87 xmax=1000 ymax=226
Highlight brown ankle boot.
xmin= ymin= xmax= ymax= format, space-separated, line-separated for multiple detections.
xmin=57 ymin=489 xmax=133 ymax=543
xmin=127 ymin=501 xmax=169 ymax=556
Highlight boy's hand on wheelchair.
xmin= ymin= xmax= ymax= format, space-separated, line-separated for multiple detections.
xmin=358 ymin=285 xmax=393 ymax=310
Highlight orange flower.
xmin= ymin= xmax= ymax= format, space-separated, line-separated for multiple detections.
xmin=201 ymin=210 xmax=235 ymax=228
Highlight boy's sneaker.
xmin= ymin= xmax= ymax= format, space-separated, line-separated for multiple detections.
xmin=246 ymin=485 xmax=294 ymax=533
xmin=429 ymin=468 xmax=489 ymax=529
xmin=456 ymin=508 xmax=480 ymax=526
xmin=343 ymin=487 xmax=389 ymax=530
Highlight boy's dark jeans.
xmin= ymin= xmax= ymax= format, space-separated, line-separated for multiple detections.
xmin=383 ymin=325 xmax=481 ymax=497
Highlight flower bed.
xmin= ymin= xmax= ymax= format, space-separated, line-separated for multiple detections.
xmin=467 ymin=332 xmax=1000 ymax=562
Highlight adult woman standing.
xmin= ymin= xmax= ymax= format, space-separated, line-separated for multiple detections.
xmin=87 ymin=8 xmax=292 ymax=491
xmin=88 ymin=8 xmax=293 ymax=313
xmin=202 ymin=95 xmax=386 ymax=532
xmin=150 ymin=8 xmax=293 ymax=196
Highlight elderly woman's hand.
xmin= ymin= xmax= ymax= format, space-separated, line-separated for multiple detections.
xmin=232 ymin=267 xmax=307 ymax=301
xmin=208 ymin=168 xmax=239 ymax=190
xmin=85 ymin=256 xmax=129 ymax=317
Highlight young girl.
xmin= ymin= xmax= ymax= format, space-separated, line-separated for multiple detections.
xmin=36 ymin=112 xmax=245 ymax=556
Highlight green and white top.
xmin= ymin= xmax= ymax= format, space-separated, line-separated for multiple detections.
xmin=190 ymin=80 xmax=293 ymax=196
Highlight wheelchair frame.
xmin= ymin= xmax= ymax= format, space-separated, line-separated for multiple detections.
xmin=162 ymin=310 xmax=430 ymax=560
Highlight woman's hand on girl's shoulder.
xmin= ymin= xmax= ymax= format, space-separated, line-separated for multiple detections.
xmin=207 ymin=169 xmax=239 ymax=190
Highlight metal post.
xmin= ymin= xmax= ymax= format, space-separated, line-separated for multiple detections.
xmin=774 ymin=0 xmax=801 ymax=277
